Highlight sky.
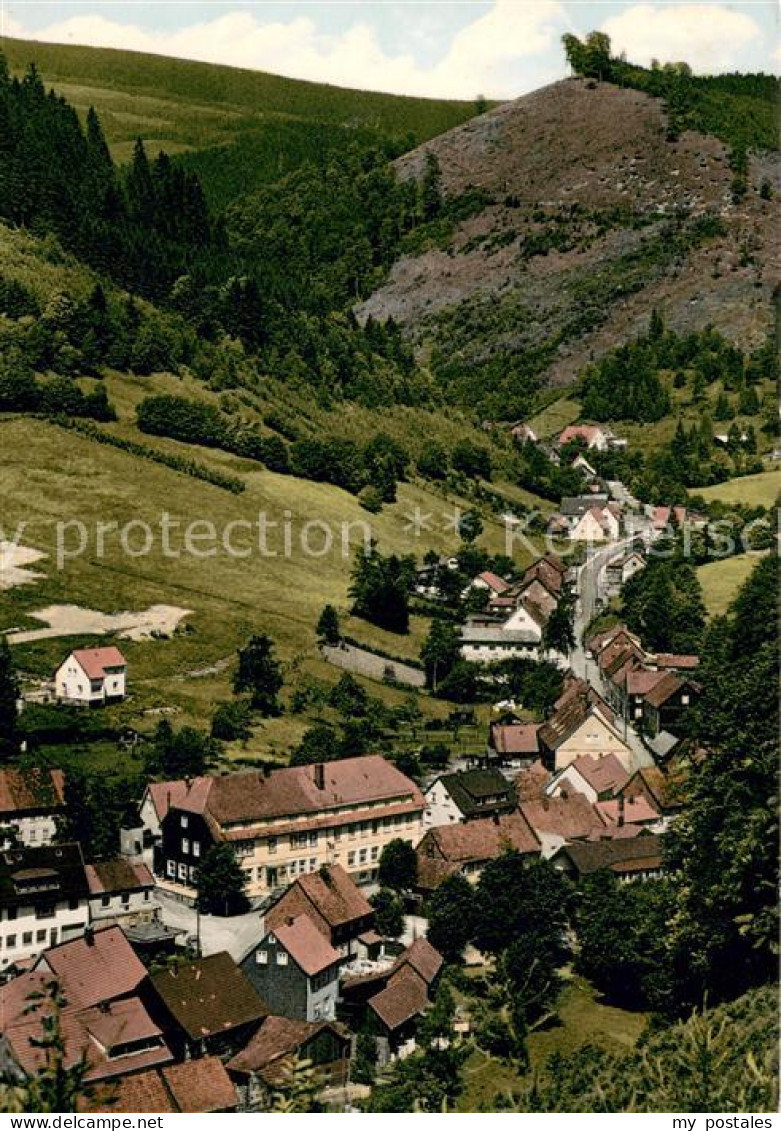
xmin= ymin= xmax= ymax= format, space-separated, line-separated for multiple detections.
xmin=1 ymin=1 xmax=777 ymax=99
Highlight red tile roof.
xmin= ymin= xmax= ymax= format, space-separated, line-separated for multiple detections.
xmin=151 ymin=952 xmax=268 ymax=1040
xmin=653 ymin=653 xmax=700 ymax=670
xmin=595 ymin=795 xmax=660 ymax=826
xmin=416 ymin=813 xmax=539 ymax=889
xmin=271 ymin=915 xmax=342 ymax=977
xmin=559 ymin=425 xmax=605 ymax=445
xmin=145 ymin=779 xmax=208 ymax=823
xmin=626 ymin=669 xmax=668 ymax=696
xmin=162 ymin=1057 xmax=238 ymax=1112
xmin=267 ymin=864 xmax=372 ymax=941
xmin=398 ymin=937 xmax=443 ymax=986
xmin=538 ymin=695 xmax=618 ymax=753
xmin=369 ymin=966 xmax=429 ymax=1032
xmin=89 ymin=1069 xmax=175 ymax=1113
xmin=0 ymin=768 xmax=65 ymax=815
xmin=477 ymin=571 xmax=510 ymax=593
xmin=169 ymin=755 xmax=423 ymax=827
xmin=514 ymin=760 xmax=550 ymax=802
xmin=85 ymin=859 xmax=153 ymax=896
xmin=81 ymin=996 xmax=163 ymax=1051
xmin=36 ymin=926 xmax=147 ymax=1009
xmin=490 ymin=721 xmax=541 ymax=756
xmin=227 ymin=1016 xmax=349 ymax=1082
xmin=557 ymin=753 xmax=628 ymax=796
xmin=520 ymin=793 xmax=607 ymax=841
xmin=643 ymin=671 xmax=684 ymax=708
xmin=71 ymin=647 xmax=126 ymax=680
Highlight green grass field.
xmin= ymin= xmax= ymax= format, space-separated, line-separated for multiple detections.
xmin=697 ymin=552 xmax=766 ymax=617
xmin=0 ymin=38 xmax=478 ymax=169
xmin=456 ymin=975 xmax=647 ymax=1111
xmin=696 ymin=469 xmax=781 ymax=508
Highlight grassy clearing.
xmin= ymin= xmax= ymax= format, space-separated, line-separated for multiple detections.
xmin=456 ymin=975 xmax=647 ymax=1112
xmin=0 ymin=415 xmax=532 ymax=738
xmin=697 ymin=552 xmax=766 ymax=617
xmin=0 ymin=38 xmax=478 ymax=166
xmin=696 ymin=469 xmax=781 ymax=509
xmin=526 ymin=398 xmax=581 ymax=440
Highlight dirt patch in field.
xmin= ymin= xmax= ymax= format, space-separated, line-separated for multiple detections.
xmin=0 ymin=542 xmax=47 ymax=590
xmin=6 ymin=604 xmax=192 ymax=644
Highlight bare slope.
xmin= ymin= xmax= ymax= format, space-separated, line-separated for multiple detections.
xmin=359 ymin=78 xmax=778 ymax=390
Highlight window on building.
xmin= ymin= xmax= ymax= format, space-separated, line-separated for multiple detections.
xmin=166 ymin=860 xmax=176 ymax=878
xmin=100 ymin=895 xmax=110 ymax=908
xmin=309 ymin=857 xmax=317 ymax=870
xmin=7 ymin=907 xmax=16 ymax=921
xmin=22 ymin=932 xmax=32 ymax=946
xmin=268 ymin=837 xmax=277 ymax=855
xmin=193 ymin=841 xmax=201 ymax=857
xmin=359 ymin=849 xmax=367 ymax=864
xmin=177 ymin=863 xmax=187 ymax=881
xmin=256 ymin=950 xmax=268 ymax=965
xmin=182 ymin=838 xmax=190 ymax=854
xmin=370 ymin=846 xmax=379 ymax=862
xmin=121 ymin=893 xmax=130 ymax=906
xmin=181 ymin=815 xmax=189 ymax=828
xmin=36 ymin=930 xmax=46 ymax=943
xmin=68 ymin=898 xmax=79 ymax=911
xmin=347 ymin=851 xmax=356 ymax=867
xmin=7 ymin=935 xmax=16 ymax=948
xmin=49 ymin=929 xmax=57 ymax=946
xmin=144 ymin=891 xmax=150 ymax=901
xmin=309 ymin=832 xmax=317 ymax=846
xmin=35 ymin=905 xmax=55 ymax=920
xmin=276 ymin=952 xmax=288 ymax=966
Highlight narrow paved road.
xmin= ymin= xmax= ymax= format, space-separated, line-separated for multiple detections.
xmin=570 ymin=536 xmax=656 ymax=773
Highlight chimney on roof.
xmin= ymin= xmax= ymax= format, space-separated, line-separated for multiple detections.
xmin=617 ymin=793 xmax=625 ymax=828
xmin=313 ymin=763 xmax=325 ymax=790
xmin=286 ymin=916 xmax=295 ymax=927
xmin=84 ymin=926 xmax=95 ymax=947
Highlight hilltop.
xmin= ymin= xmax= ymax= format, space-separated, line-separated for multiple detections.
xmin=0 ymin=37 xmax=480 ymax=205
xmin=358 ymin=76 xmax=779 ymax=415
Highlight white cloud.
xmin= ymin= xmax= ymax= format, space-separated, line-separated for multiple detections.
xmin=3 ymin=2 xmax=568 ymax=100
xmin=601 ymin=4 xmax=762 ymax=73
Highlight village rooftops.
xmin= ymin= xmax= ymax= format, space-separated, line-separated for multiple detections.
xmin=538 ymin=696 xmax=617 ymax=754
xmin=520 ymin=793 xmax=607 ymax=842
xmin=227 ymin=1016 xmax=348 ymax=1083
xmin=460 ymin=622 xmax=541 ymax=645
xmin=0 ymin=842 xmax=88 ymax=913
xmin=416 ymin=813 xmax=539 ymax=891
xmin=70 ymin=646 xmax=127 ymax=679
xmin=266 ymin=863 xmax=372 ymax=941
xmin=167 ymin=755 xmax=423 ymax=828
xmin=490 ymin=722 xmax=542 ymax=757
xmin=85 ymin=858 xmax=154 ymax=896
xmin=151 ymin=952 xmax=268 ymax=1040
xmin=652 ymin=653 xmax=700 ymax=671
xmin=475 ymin=570 xmax=510 ymax=593
xmin=434 ymin=768 xmax=515 ymax=819
xmin=551 ymin=835 xmax=665 ymax=877
xmin=555 ymin=753 xmax=629 ymax=797
xmin=89 ymin=1057 xmax=237 ymax=1114
xmin=271 ymin=915 xmax=343 ymax=977
xmin=0 ymin=768 xmax=65 ymax=816
xmin=36 ymin=924 xmax=147 ymax=1009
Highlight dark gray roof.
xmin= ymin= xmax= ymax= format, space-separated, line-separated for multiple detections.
xmin=0 ymin=842 xmax=88 ymax=909
xmin=552 ymin=835 xmax=665 ymax=876
xmin=436 ymin=769 xmax=514 ymax=818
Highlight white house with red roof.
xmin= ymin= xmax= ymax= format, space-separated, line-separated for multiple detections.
xmin=55 ymin=646 xmax=127 ymax=705
xmin=558 ymin=424 xmax=611 ymax=451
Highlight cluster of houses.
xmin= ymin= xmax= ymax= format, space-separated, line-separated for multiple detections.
xmin=459 ymin=552 xmax=572 ymax=666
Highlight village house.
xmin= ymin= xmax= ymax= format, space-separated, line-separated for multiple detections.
xmin=0 ymin=768 xmax=66 ymax=849
xmin=264 ymin=863 xmax=376 ymax=961
xmin=85 ymin=858 xmax=158 ymax=928
xmin=558 ymin=424 xmax=612 ymax=451
xmin=149 ymin=951 xmax=268 ymax=1061
xmin=485 ymin=720 xmax=542 ymax=768
xmin=423 ymin=768 xmax=515 ymax=828
xmin=594 ymin=793 xmax=663 ymax=833
xmin=617 ymin=766 xmax=686 ymax=830
xmin=415 ymin=812 xmax=540 ymax=892
xmin=88 ymin=1057 xmax=238 ymax=1114
xmin=509 ymin=421 xmax=537 ymax=444
xmin=570 ymin=504 xmax=621 ymax=542
xmin=550 ymin=835 xmax=665 ymax=882
xmin=228 ymin=1017 xmax=350 ymax=1111
xmin=340 ymin=938 xmax=443 ymax=1064
xmin=55 ymin=646 xmax=127 ymax=706
xmin=0 ymin=842 xmax=89 ymax=970
xmin=156 ymin=755 xmax=425 ymax=899
xmin=547 ymin=753 xmax=629 ymax=805
xmin=537 ymin=691 xmax=633 ymax=773
xmin=462 ymin=570 xmax=511 ymax=600
xmin=242 ymin=915 xmax=342 ymax=1023
xmin=604 ymin=549 xmax=646 ymax=594
xmin=518 ymin=793 xmax=608 ymax=858
xmin=641 ymin=672 xmax=701 ymax=736
xmin=0 ymin=927 xmax=173 ymax=1087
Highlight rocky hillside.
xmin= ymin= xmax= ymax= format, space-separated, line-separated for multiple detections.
xmin=358 ymin=78 xmax=779 ymax=402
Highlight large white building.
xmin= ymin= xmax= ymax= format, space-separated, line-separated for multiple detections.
xmin=55 ymin=647 xmax=127 ymax=706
